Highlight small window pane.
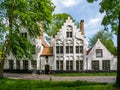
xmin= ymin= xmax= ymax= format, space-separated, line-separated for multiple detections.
xmin=96 ymin=49 xmax=103 ymax=58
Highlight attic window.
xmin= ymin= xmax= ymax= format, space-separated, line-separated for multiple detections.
xmin=96 ymin=49 xmax=103 ymax=58
xmin=21 ymin=32 xmax=27 ymax=38
xmin=66 ymin=25 xmax=72 ymax=38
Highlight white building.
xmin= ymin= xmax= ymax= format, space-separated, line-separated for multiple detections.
xmin=86 ymin=39 xmax=117 ymax=71
xmin=54 ymin=17 xmax=87 ymax=71
xmin=4 ymin=17 xmax=117 ymax=73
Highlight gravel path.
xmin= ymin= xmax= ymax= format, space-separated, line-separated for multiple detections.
xmin=3 ymin=73 xmax=116 ymax=83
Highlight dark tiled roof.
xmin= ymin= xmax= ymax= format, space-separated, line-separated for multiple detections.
xmin=86 ymin=48 xmax=92 ymax=55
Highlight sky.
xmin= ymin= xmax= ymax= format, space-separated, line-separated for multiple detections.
xmin=51 ymin=0 xmax=117 ymax=46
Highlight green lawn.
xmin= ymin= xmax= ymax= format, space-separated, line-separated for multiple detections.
xmin=0 ymin=78 xmax=118 ymax=90
xmin=53 ymin=72 xmax=116 ymax=76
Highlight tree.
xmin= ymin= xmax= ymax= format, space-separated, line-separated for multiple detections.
xmin=47 ymin=13 xmax=74 ymax=36
xmin=0 ymin=0 xmax=54 ymax=78
xmin=88 ymin=30 xmax=117 ymax=55
xmin=87 ymin=0 xmax=120 ymax=86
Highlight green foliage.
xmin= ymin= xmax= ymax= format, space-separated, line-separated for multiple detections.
xmin=88 ymin=30 xmax=117 ymax=55
xmin=53 ymin=72 xmax=116 ymax=76
xmin=0 ymin=78 xmax=117 ymax=90
xmin=47 ymin=13 xmax=74 ymax=36
xmin=87 ymin=0 xmax=120 ymax=34
xmin=0 ymin=0 xmax=55 ymax=59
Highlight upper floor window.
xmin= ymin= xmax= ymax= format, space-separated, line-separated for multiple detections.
xmin=56 ymin=46 xmax=63 ymax=54
xmin=21 ymin=32 xmax=27 ymax=38
xmin=66 ymin=25 xmax=72 ymax=38
xmin=76 ymin=46 xmax=83 ymax=54
xmin=66 ymin=46 xmax=73 ymax=54
xmin=96 ymin=49 xmax=103 ymax=58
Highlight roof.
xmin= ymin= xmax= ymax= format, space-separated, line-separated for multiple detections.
xmin=86 ymin=48 xmax=92 ymax=55
xmin=41 ymin=47 xmax=53 ymax=56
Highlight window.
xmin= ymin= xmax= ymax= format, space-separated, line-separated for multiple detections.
xmin=66 ymin=46 xmax=73 ymax=53
xmin=23 ymin=60 xmax=28 ymax=70
xmin=16 ymin=60 xmax=20 ymax=70
xmin=102 ymin=60 xmax=110 ymax=70
xmin=45 ymin=56 xmax=48 ymax=59
xmin=21 ymin=32 xmax=27 ymax=38
xmin=56 ymin=46 xmax=63 ymax=54
xmin=92 ymin=61 xmax=99 ymax=70
xmin=66 ymin=25 xmax=72 ymax=38
xmin=70 ymin=61 xmax=73 ymax=70
xmin=96 ymin=49 xmax=103 ymax=58
xmin=80 ymin=61 xmax=83 ymax=70
xmin=66 ymin=60 xmax=73 ymax=70
xmin=66 ymin=61 xmax=69 ymax=70
xmin=56 ymin=60 xmax=63 ymax=70
xmin=76 ymin=60 xmax=83 ymax=70
xmin=31 ymin=60 xmax=37 ymax=70
xmin=9 ymin=60 xmax=14 ymax=69
xmin=66 ymin=32 xmax=72 ymax=38
xmin=56 ymin=46 xmax=59 ymax=53
xmin=76 ymin=46 xmax=83 ymax=54
xmin=56 ymin=61 xmax=59 ymax=70
xmin=60 ymin=61 xmax=63 ymax=70
xmin=60 ymin=46 xmax=63 ymax=53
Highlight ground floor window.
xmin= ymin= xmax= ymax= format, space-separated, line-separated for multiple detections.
xmin=102 ymin=60 xmax=110 ymax=70
xmin=9 ymin=60 xmax=14 ymax=69
xmin=31 ymin=60 xmax=37 ymax=70
xmin=92 ymin=61 xmax=99 ymax=70
xmin=56 ymin=60 xmax=63 ymax=70
xmin=16 ymin=60 xmax=20 ymax=70
xmin=66 ymin=60 xmax=73 ymax=70
xmin=23 ymin=60 xmax=28 ymax=70
xmin=76 ymin=60 xmax=83 ymax=70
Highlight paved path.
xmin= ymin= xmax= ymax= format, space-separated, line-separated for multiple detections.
xmin=3 ymin=73 xmax=116 ymax=83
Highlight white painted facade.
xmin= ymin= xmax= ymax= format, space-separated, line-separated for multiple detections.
xmin=4 ymin=17 xmax=117 ymax=72
xmin=86 ymin=39 xmax=117 ymax=70
xmin=54 ymin=17 xmax=86 ymax=71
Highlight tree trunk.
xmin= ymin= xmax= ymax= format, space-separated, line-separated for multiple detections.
xmin=0 ymin=39 xmax=9 ymax=78
xmin=0 ymin=60 xmax=4 ymax=78
xmin=116 ymin=12 xmax=120 ymax=86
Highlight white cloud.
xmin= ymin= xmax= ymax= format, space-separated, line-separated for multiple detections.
xmin=52 ymin=0 xmax=83 ymax=7
xmin=85 ymin=14 xmax=103 ymax=28
xmin=52 ymin=0 xmax=84 ymax=13
xmin=61 ymin=0 xmax=83 ymax=7
xmin=85 ymin=14 xmax=104 ymax=37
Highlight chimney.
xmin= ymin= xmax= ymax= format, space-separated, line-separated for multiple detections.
xmin=50 ymin=35 xmax=54 ymax=47
xmin=80 ymin=20 xmax=84 ymax=35
xmin=39 ymin=21 xmax=44 ymax=38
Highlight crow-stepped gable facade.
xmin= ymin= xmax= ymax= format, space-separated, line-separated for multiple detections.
xmin=54 ymin=17 xmax=86 ymax=71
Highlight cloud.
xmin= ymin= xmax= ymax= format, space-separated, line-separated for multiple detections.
xmin=85 ymin=14 xmax=104 ymax=36
xmin=52 ymin=0 xmax=84 ymax=13
xmin=61 ymin=0 xmax=83 ymax=7
xmin=52 ymin=0 xmax=83 ymax=7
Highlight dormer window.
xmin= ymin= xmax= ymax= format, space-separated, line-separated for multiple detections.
xmin=96 ymin=49 xmax=103 ymax=58
xmin=66 ymin=25 xmax=72 ymax=38
xmin=21 ymin=32 xmax=27 ymax=38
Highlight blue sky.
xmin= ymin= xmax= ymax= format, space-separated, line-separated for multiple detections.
xmin=51 ymin=0 xmax=117 ymax=46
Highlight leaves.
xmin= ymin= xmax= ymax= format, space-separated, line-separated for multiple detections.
xmin=87 ymin=0 xmax=120 ymax=34
xmin=0 ymin=0 xmax=55 ymax=59
xmin=88 ymin=30 xmax=117 ymax=55
xmin=47 ymin=13 xmax=74 ymax=36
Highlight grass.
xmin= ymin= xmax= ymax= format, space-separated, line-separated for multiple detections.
xmin=0 ymin=78 xmax=118 ymax=90
xmin=53 ymin=72 xmax=116 ymax=76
